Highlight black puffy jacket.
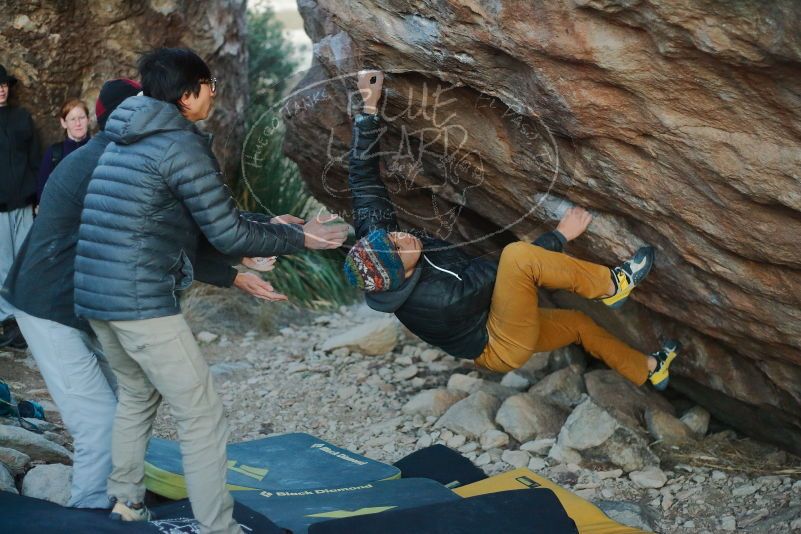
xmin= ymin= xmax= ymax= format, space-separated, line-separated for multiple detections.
xmin=75 ymin=96 xmax=305 ymax=321
xmin=349 ymin=113 xmax=565 ymax=359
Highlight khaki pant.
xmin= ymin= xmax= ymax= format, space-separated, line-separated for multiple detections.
xmin=475 ymin=242 xmax=649 ymax=385
xmin=90 ymin=315 xmax=242 ymax=534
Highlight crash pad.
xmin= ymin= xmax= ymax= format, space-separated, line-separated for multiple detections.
xmin=0 ymin=491 xmax=284 ymax=534
xmin=393 ymin=444 xmax=487 ymax=488
xmin=232 ymin=477 xmax=460 ymax=534
xmin=453 ymin=468 xmax=647 ymax=533
xmin=308 ymin=488 xmax=579 ymax=533
xmin=144 ymin=432 xmax=400 ymax=499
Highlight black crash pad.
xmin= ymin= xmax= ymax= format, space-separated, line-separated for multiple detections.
xmin=233 ymin=477 xmax=460 ymax=534
xmin=309 ymin=488 xmax=579 ymax=534
xmin=393 ymin=444 xmax=488 ymax=488
xmin=0 ymin=490 xmax=286 ymax=534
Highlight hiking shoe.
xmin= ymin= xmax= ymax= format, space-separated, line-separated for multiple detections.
xmin=110 ymin=501 xmax=153 ymax=522
xmin=601 ymin=246 xmax=655 ymax=309
xmin=649 ymin=339 xmax=681 ymax=391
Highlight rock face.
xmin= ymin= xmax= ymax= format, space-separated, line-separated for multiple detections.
xmin=2 ymin=1 xmax=248 ymax=180
xmin=285 ymin=0 xmax=801 ymax=453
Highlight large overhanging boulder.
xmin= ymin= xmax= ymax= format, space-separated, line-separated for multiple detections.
xmin=282 ymin=0 xmax=801 ymax=453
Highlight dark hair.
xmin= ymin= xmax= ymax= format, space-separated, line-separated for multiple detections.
xmin=138 ymin=48 xmax=211 ymax=111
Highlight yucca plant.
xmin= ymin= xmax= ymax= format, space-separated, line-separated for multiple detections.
xmin=237 ymin=8 xmax=355 ymax=307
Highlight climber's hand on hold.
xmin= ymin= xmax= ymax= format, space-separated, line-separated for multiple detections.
xmin=358 ymin=70 xmax=384 ymax=114
xmin=556 ymin=206 xmax=593 ymax=241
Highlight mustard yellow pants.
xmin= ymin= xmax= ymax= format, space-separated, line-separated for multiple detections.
xmin=475 ymin=242 xmax=650 ymax=385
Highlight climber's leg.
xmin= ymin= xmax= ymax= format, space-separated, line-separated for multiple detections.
xmin=474 ymin=242 xmax=662 ymax=383
xmin=534 ymin=309 xmax=650 ymax=385
xmin=475 ymin=241 xmax=610 ymax=372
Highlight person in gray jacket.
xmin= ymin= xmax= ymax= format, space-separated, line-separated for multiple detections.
xmin=2 ymin=78 xmax=286 ymax=509
xmin=74 ymin=49 xmax=347 ymax=533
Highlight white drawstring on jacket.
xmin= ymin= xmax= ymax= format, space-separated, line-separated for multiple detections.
xmin=423 ymin=255 xmax=463 ymax=281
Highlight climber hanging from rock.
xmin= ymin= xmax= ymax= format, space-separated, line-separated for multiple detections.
xmin=342 ymin=70 xmax=680 ymax=391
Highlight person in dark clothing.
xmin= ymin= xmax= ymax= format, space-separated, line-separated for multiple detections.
xmin=35 ymin=98 xmax=91 ymax=204
xmin=1 ymin=78 xmax=297 ymax=509
xmin=0 ymin=64 xmax=38 ymax=349
xmin=75 ymin=49 xmax=348 ymax=533
xmin=343 ymin=71 xmax=680 ymax=391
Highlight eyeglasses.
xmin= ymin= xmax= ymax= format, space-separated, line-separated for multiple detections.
xmin=0 ymin=83 xmax=8 ymax=90
xmin=200 ymin=77 xmax=218 ymax=94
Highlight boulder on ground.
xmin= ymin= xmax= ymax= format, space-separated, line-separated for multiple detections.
xmin=474 ymin=381 xmax=518 ymax=401
xmin=446 ymin=374 xmax=517 ymax=400
xmin=196 ymin=331 xmax=219 ymax=344
xmin=0 ymin=446 xmax=30 ymax=475
xmin=529 ymin=365 xmax=586 ymax=408
xmin=680 ymin=406 xmax=711 ymax=438
xmin=0 ymin=425 xmax=72 ymax=464
xmin=402 ymin=389 xmax=467 ymax=417
xmin=435 ymin=391 xmax=500 ymax=439
xmin=629 ymin=466 xmax=668 ymax=489
xmin=548 ymin=345 xmax=587 ymax=373
xmin=500 ymin=372 xmax=530 ymax=390
xmin=480 ymin=429 xmax=510 ymax=450
xmin=501 ymin=450 xmax=531 ymax=468
xmin=556 ymin=398 xmax=659 ymax=472
xmin=515 ymin=352 xmax=551 ymax=382
xmin=521 ymin=438 xmax=556 ymax=455
xmin=0 ymin=463 xmax=16 ymax=494
xmin=446 ymin=373 xmax=481 ymax=394
xmin=496 ymin=394 xmax=568 ymax=443
xmin=645 ymin=408 xmax=694 ymax=445
xmin=321 ymin=317 xmax=399 ymax=355
xmin=548 ymin=442 xmax=582 ymax=465
xmin=21 ymin=464 xmax=72 ymax=506
xmin=596 ymin=501 xmax=658 ymax=532
xmin=584 ymin=370 xmax=674 ymax=429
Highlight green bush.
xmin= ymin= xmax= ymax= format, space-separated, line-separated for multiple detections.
xmin=238 ymin=8 xmax=355 ymax=307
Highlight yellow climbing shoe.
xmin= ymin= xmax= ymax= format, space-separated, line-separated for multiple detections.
xmin=649 ymin=339 xmax=681 ymax=391
xmin=601 ymin=246 xmax=655 ymax=309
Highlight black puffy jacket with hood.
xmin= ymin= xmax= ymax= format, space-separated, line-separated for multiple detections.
xmin=75 ymin=96 xmax=305 ymax=321
xmin=350 ymin=113 xmax=565 ymax=359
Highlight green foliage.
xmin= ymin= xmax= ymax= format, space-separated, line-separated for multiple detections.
xmin=247 ymin=8 xmax=297 ymax=123
xmin=238 ymin=8 xmax=355 ymax=308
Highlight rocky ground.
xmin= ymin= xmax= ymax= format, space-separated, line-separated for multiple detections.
xmin=2 ymin=292 xmax=801 ymax=533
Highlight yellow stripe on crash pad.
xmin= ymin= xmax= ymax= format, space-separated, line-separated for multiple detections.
xmin=306 ymin=506 xmax=397 ymax=519
xmin=145 ymin=462 xmax=258 ymax=500
xmin=453 ymin=468 xmax=646 ymax=534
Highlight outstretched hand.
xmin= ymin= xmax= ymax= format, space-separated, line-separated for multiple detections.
xmin=303 ymin=213 xmax=349 ymax=250
xmin=233 ymin=272 xmax=288 ymax=302
xmin=357 ymin=70 xmax=384 ymax=114
xmin=556 ymin=206 xmax=592 ymax=241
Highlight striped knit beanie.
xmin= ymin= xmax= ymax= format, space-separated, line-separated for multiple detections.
xmin=344 ymin=229 xmax=405 ymax=292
